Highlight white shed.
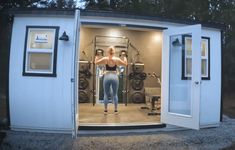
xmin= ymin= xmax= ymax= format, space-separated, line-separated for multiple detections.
xmin=9 ymin=9 xmax=223 ymax=137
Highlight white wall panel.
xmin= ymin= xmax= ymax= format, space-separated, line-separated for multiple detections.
xmin=9 ymin=16 xmax=75 ymax=131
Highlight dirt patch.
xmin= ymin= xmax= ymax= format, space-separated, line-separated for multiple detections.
xmin=224 ymin=106 xmax=235 ymax=118
xmin=0 ymin=131 xmax=6 ymax=144
xmin=223 ymin=93 xmax=235 ymax=118
xmin=222 ymin=142 xmax=235 ymax=150
xmin=1 ymin=117 xmax=235 ymax=150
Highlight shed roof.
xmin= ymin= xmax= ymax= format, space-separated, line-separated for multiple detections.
xmin=7 ymin=8 xmax=226 ymax=30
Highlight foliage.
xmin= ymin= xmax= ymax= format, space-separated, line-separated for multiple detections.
xmin=0 ymin=0 xmax=76 ymax=10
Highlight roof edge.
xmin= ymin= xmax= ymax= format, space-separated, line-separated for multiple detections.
xmin=7 ymin=8 xmax=76 ymax=16
xmin=4 ymin=8 xmax=226 ymax=30
xmin=81 ymin=10 xmax=226 ymax=30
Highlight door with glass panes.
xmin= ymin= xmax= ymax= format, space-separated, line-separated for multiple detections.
xmin=161 ymin=24 xmax=201 ymax=130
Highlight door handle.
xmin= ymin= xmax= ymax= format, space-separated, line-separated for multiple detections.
xmin=194 ymin=81 xmax=200 ymax=85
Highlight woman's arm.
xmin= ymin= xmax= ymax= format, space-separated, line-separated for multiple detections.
xmin=116 ymin=57 xmax=127 ymax=66
xmin=95 ymin=56 xmax=107 ymax=65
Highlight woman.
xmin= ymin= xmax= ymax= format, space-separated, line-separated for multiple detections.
xmin=95 ymin=46 xmax=127 ymax=114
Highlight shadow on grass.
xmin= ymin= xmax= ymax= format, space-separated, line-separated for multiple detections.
xmin=223 ymin=92 xmax=235 ymax=119
xmin=221 ymin=142 xmax=235 ymax=150
xmin=0 ymin=131 xmax=6 ymax=144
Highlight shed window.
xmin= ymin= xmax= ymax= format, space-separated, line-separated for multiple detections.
xmin=23 ymin=26 xmax=59 ymax=77
xmin=182 ymin=36 xmax=210 ymax=80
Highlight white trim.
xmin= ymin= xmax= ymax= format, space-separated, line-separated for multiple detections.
xmin=200 ymin=122 xmax=220 ymax=128
xmin=71 ymin=9 xmax=80 ymax=139
xmin=25 ymin=70 xmax=53 ymax=74
xmin=10 ymin=126 xmax=72 ymax=134
xmin=183 ymin=37 xmax=209 ymax=78
xmin=27 ymin=49 xmax=53 ymax=53
xmin=168 ymin=112 xmax=192 ymax=118
xmin=25 ymin=27 xmax=56 ymax=74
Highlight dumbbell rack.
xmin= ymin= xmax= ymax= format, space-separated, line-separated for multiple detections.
xmin=129 ymin=63 xmax=147 ymax=103
xmin=78 ymin=60 xmax=92 ymax=103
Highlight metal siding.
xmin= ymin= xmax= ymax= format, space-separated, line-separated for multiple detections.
xmin=9 ymin=16 xmax=75 ymax=130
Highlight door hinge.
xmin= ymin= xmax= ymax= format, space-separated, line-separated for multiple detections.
xmin=71 ymin=78 xmax=75 ymax=82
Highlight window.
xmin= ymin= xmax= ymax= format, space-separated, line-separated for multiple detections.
xmin=182 ymin=35 xmax=210 ymax=80
xmin=23 ymin=26 xmax=59 ymax=77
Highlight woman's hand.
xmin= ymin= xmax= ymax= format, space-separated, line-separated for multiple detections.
xmin=95 ymin=55 xmax=100 ymax=60
xmin=123 ymin=57 xmax=127 ymax=66
xmin=95 ymin=56 xmax=100 ymax=64
xmin=117 ymin=56 xmax=127 ymax=66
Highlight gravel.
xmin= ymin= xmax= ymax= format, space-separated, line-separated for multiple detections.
xmin=1 ymin=116 xmax=235 ymax=150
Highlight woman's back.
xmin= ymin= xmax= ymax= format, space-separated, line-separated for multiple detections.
xmin=106 ymin=56 xmax=117 ymax=71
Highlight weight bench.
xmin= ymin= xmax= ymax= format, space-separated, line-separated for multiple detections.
xmin=141 ymin=87 xmax=161 ymax=115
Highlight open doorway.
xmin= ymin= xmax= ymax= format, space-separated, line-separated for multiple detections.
xmin=77 ymin=25 xmax=162 ymax=126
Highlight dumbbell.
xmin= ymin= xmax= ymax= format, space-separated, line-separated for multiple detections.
xmin=95 ymin=49 xmax=104 ymax=56
xmin=119 ymin=50 xmax=128 ymax=58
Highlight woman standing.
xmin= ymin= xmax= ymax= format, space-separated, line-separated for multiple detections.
xmin=95 ymin=46 xmax=127 ymax=114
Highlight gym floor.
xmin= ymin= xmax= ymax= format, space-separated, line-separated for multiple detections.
xmin=78 ymin=103 xmax=161 ymax=125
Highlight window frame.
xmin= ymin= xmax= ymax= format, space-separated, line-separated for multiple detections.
xmin=22 ymin=26 xmax=59 ymax=77
xmin=182 ymin=35 xmax=210 ymax=80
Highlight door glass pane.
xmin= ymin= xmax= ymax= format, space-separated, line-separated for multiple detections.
xmin=186 ymin=58 xmax=192 ymax=76
xmin=169 ymin=34 xmax=192 ymax=116
xmin=201 ymin=59 xmax=207 ymax=76
xmin=201 ymin=39 xmax=207 ymax=57
xmin=185 ymin=37 xmax=192 ymax=56
xmin=27 ymin=52 xmax=52 ymax=71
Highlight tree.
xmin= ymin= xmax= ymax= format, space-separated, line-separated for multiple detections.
xmin=80 ymin=0 xmax=110 ymax=9
xmin=0 ymin=0 xmax=76 ymax=10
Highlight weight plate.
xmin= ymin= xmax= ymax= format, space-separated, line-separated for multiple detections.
xmin=140 ymin=72 xmax=147 ymax=80
xmin=79 ymin=63 xmax=90 ymax=72
xmin=79 ymin=90 xmax=89 ymax=103
xmin=129 ymin=73 xmax=135 ymax=80
xmin=130 ymin=92 xmax=145 ymax=103
xmin=132 ymin=63 xmax=144 ymax=73
xmin=85 ymin=70 xmax=92 ymax=79
xmin=131 ymin=79 xmax=144 ymax=90
xmin=79 ymin=78 xmax=89 ymax=90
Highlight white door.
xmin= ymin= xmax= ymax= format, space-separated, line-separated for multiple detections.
xmin=161 ymin=24 xmax=201 ymax=130
xmin=72 ymin=10 xmax=80 ymax=138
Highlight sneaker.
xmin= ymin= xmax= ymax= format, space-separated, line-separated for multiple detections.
xmin=114 ymin=110 xmax=119 ymax=115
xmin=104 ymin=110 xmax=108 ymax=115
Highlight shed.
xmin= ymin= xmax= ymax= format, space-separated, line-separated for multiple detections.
xmin=8 ymin=9 xmax=223 ymax=137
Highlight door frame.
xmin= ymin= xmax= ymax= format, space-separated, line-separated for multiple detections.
xmin=74 ymin=17 xmax=202 ymax=130
xmin=72 ymin=9 xmax=80 ymax=138
xmin=161 ymin=24 xmax=202 ymax=130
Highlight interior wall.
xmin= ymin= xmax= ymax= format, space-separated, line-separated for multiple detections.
xmin=79 ymin=26 xmax=162 ymax=88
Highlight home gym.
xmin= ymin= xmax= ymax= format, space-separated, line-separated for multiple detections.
xmin=78 ymin=25 xmax=162 ymax=126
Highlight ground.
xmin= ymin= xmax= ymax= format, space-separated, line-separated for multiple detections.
xmin=223 ymin=94 xmax=235 ymax=119
xmin=0 ymin=116 xmax=235 ymax=150
xmin=0 ymin=94 xmax=235 ymax=150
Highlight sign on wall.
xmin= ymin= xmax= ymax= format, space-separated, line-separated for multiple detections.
xmin=29 ymin=29 xmax=55 ymax=49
